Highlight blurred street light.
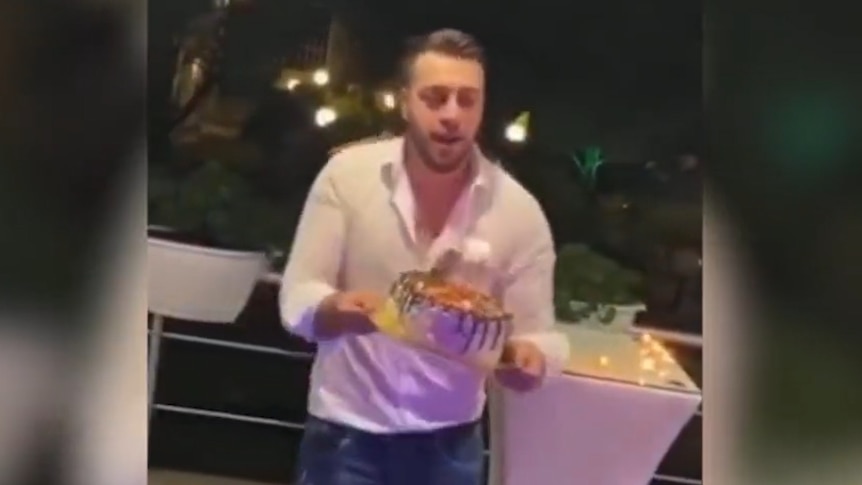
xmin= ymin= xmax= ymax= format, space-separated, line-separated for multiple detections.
xmin=315 ymin=107 xmax=337 ymax=127
xmin=312 ymin=69 xmax=329 ymax=86
xmin=505 ymin=123 xmax=526 ymax=143
xmin=505 ymin=111 xmax=530 ymax=143
xmin=381 ymin=91 xmax=396 ymax=110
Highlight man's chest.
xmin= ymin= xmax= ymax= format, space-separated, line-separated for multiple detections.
xmin=340 ymin=196 xmax=510 ymax=295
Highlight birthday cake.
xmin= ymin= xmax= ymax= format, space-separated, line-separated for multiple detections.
xmin=373 ymin=269 xmax=513 ymax=371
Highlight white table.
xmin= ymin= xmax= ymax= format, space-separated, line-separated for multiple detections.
xmin=488 ymin=325 xmax=701 ymax=485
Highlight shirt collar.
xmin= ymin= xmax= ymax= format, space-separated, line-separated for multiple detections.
xmin=381 ymin=136 xmax=493 ymax=197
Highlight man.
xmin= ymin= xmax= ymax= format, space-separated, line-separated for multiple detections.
xmin=280 ymin=29 xmax=569 ymax=485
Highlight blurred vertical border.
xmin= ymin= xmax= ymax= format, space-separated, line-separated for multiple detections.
xmin=0 ymin=0 xmax=146 ymax=484
xmin=707 ymin=0 xmax=862 ymax=482
xmin=2 ymin=0 xmax=862 ymax=483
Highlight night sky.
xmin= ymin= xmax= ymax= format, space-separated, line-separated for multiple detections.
xmin=150 ymin=0 xmax=702 ymax=159
xmin=152 ymin=0 xmax=700 ymax=93
xmin=329 ymin=0 xmax=701 ymax=99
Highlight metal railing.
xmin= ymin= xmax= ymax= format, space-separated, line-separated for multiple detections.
xmin=630 ymin=326 xmax=703 ymax=349
xmin=150 ymin=271 xmax=703 ymax=484
xmin=148 ymin=314 xmax=702 ymax=485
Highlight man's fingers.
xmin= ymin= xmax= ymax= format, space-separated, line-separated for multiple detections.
xmin=339 ymin=293 xmax=383 ymax=313
xmin=355 ymin=294 xmax=383 ymax=312
xmin=518 ymin=356 xmax=541 ymax=376
xmin=349 ymin=299 xmax=371 ymax=311
xmin=512 ymin=350 xmax=544 ymax=377
xmin=523 ymin=356 xmax=545 ymax=377
xmin=512 ymin=349 xmax=530 ymax=368
xmin=495 ymin=367 xmax=539 ymax=393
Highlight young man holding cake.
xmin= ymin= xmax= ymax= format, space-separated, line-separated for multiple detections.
xmin=280 ymin=28 xmax=570 ymax=485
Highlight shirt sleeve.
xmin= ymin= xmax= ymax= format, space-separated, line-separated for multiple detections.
xmin=279 ymin=157 xmax=346 ymax=343
xmin=497 ymin=201 xmax=571 ymax=376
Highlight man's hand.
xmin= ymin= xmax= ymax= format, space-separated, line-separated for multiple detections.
xmin=494 ymin=340 xmax=547 ymax=392
xmin=313 ymin=291 xmax=384 ymax=339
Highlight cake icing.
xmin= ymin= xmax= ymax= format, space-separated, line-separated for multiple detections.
xmin=382 ymin=270 xmax=513 ymax=369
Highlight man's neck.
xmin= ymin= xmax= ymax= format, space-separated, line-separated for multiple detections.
xmin=403 ymin=144 xmax=474 ymax=200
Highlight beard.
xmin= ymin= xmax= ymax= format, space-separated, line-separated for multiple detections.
xmin=405 ymin=125 xmax=473 ymax=175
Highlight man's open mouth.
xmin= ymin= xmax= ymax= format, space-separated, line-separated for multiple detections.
xmin=430 ymin=133 xmax=462 ymax=145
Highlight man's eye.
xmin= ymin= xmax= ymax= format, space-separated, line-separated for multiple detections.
xmin=422 ymin=92 xmax=447 ymax=109
xmin=457 ymin=92 xmax=476 ymax=108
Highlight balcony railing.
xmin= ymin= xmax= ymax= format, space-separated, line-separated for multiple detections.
xmin=148 ymin=276 xmax=702 ymax=485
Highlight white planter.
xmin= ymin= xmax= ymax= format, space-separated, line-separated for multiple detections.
xmin=148 ymin=235 xmax=266 ymax=323
xmin=567 ymin=301 xmax=646 ymax=332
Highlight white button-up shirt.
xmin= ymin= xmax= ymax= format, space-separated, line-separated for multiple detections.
xmin=280 ymin=136 xmax=570 ymax=434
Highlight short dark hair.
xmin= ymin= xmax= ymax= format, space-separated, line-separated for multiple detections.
xmin=399 ymin=29 xmax=486 ymax=85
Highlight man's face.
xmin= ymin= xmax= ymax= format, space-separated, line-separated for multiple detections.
xmin=401 ymin=51 xmax=485 ymax=174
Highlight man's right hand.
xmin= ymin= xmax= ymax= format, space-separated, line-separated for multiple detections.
xmin=313 ymin=291 xmax=384 ymax=339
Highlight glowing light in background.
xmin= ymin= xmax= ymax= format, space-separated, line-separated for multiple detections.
xmin=505 ymin=111 xmax=530 ymax=143
xmin=381 ymin=91 xmax=396 ymax=110
xmin=315 ymin=107 xmax=337 ymax=127
xmin=505 ymin=124 xmax=526 ymax=143
xmin=571 ymin=146 xmax=604 ymax=187
xmin=312 ymin=69 xmax=329 ymax=86
xmin=285 ymin=78 xmax=300 ymax=91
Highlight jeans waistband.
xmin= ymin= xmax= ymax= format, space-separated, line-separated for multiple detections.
xmin=307 ymin=414 xmax=480 ymax=439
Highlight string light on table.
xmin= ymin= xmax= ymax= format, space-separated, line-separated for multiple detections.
xmin=637 ymin=333 xmax=679 ymax=386
xmin=591 ymin=332 xmax=681 ymax=387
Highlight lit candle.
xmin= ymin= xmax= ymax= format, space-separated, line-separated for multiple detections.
xmin=640 ymin=357 xmax=656 ymax=371
xmin=599 ymin=355 xmax=609 ymax=367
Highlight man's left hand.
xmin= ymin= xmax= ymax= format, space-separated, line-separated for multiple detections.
xmin=494 ymin=340 xmax=546 ymax=392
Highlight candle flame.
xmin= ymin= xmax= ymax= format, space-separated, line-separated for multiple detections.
xmin=640 ymin=357 xmax=656 ymax=371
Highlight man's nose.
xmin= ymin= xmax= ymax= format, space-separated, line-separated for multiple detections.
xmin=439 ymin=98 xmax=461 ymax=129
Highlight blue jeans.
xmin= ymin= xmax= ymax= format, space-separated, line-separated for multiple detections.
xmin=296 ymin=415 xmax=484 ymax=485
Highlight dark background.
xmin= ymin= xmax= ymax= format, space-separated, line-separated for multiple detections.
xmin=147 ymin=0 xmax=703 ymax=483
xmin=0 ymin=0 xmax=861 ymax=483
xmin=149 ymin=0 xmax=704 ymax=333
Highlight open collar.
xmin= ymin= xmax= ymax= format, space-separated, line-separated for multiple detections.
xmin=380 ymin=136 xmax=494 ymax=249
xmin=380 ymin=136 xmax=493 ymax=197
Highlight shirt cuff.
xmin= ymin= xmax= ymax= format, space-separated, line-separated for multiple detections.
xmin=279 ymin=281 xmax=336 ymax=342
xmin=510 ymin=331 xmax=571 ymax=376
